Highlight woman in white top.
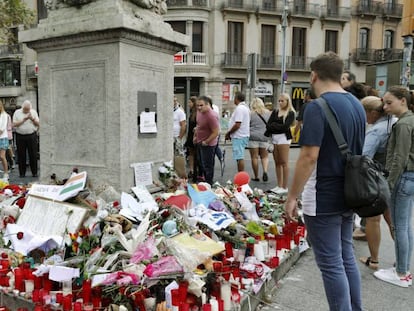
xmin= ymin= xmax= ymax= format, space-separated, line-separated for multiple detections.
xmin=0 ymin=101 xmax=9 ymax=180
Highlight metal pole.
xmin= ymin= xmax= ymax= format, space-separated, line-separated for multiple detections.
xmin=280 ymin=0 xmax=288 ymax=95
xmin=401 ymin=36 xmax=413 ymax=88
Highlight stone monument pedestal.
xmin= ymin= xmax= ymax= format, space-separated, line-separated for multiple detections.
xmin=20 ymin=0 xmax=188 ymax=190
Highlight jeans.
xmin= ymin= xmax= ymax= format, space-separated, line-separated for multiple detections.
xmin=305 ymin=211 xmax=362 ymax=311
xmin=198 ymin=145 xmax=216 ymax=185
xmin=391 ymin=171 xmax=414 ymax=274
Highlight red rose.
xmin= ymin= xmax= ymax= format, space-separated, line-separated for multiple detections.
xmin=16 ymin=197 xmax=26 ymax=209
xmin=1 ymin=253 xmax=8 ymax=259
xmin=16 ymin=232 xmax=24 ymax=240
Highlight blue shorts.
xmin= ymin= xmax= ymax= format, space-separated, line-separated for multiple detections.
xmin=232 ymin=137 xmax=249 ymax=160
xmin=0 ymin=138 xmax=9 ymax=150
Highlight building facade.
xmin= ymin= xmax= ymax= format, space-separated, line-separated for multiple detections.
xmin=349 ymin=0 xmax=405 ymax=92
xmin=165 ymin=0 xmax=407 ymax=113
xmin=165 ymin=0 xmax=354 ymax=114
xmin=0 ymin=0 xmax=407 ymax=113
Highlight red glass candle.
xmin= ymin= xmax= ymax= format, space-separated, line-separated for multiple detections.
xmin=224 ymin=242 xmax=234 ymax=258
xmin=14 ymin=267 xmax=25 ymax=292
xmin=82 ymin=279 xmax=92 ymax=304
xmin=1 ymin=259 xmax=9 ymax=270
xmin=171 ymin=289 xmax=180 ymax=307
xmin=178 ymin=281 xmax=188 ymax=301
xmin=73 ymin=302 xmax=82 ymax=311
xmin=42 ymin=274 xmax=53 ymax=292
xmin=202 ymin=304 xmax=212 ymax=311
xmin=179 ymin=303 xmax=189 ymax=311
xmin=92 ymin=296 xmax=101 ymax=310
xmin=56 ymin=292 xmax=63 ymax=304
xmin=212 ymin=261 xmax=222 ymax=272
xmin=33 ymin=275 xmax=43 ymax=289
xmin=62 ymin=294 xmax=72 ymax=311
xmin=32 ymin=289 xmax=40 ymax=303
xmin=218 ymin=299 xmax=224 ymax=311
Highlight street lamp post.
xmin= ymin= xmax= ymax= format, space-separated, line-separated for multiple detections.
xmin=280 ymin=0 xmax=288 ymax=95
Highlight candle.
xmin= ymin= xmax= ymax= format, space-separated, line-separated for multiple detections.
xmin=179 ymin=303 xmax=189 ymax=311
xmin=62 ymin=280 xmax=72 ymax=296
xmin=32 ymin=289 xmax=40 ymax=303
xmin=43 ymin=274 xmax=53 ymax=292
xmin=14 ymin=267 xmax=25 ymax=292
xmin=73 ymin=302 xmax=82 ymax=311
xmin=202 ymin=304 xmax=212 ymax=311
xmin=218 ymin=299 xmax=224 ymax=311
xmin=62 ymin=294 xmax=72 ymax=311
xmin=209 ymin=297 xmax=218 ymax=311
xmin=82 ymin=279 xmax=92 ymax=303
xmin=220 ymin=283 xmax=231 ymax=311
xmin=83 ymin=303 xmax=94 ymax=311
xmin=56 ymin=292 xmax=63 ymax=304
xmin=25 ymin=279 xmax=34 ymax=294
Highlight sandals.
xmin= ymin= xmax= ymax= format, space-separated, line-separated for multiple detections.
xmin=359 ymin=256 xmax=379 ymax=270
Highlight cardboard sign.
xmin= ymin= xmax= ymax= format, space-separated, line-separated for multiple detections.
xmin=17 ymin=195 xmax=89 ymax=237
xmin=29 ymin=171 xmax=87 ymax=202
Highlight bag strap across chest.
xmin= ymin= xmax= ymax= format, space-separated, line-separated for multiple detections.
xmin=315 ymin=97 xmax=352 ymax=157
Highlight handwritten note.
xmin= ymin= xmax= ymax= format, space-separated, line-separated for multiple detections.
xmin=131 ymin=162 xmax=153 ymax=186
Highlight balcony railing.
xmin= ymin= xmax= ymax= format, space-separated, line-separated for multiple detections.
xmin=192 ymin=0 xmax=208 ymax=7
xmin=355 ymin=1 xmax=382 ymax=16
xmin=261 ymin=0 xmax=280 ymax=12
xmin=382 ymin=3 xmax=403 ymax=17
xmin=166 ymin=0 xmax=189 ymax=7
xmin=352 ymin=48 xmax=403 ymax=63
xmin=222 ymin=0 xmax=255 ymax=11
xmin=174 ymin=51 xmax=208 ymax=65
xmin=321 ymin=6 xmax=351 ymax=20
xmin=0 ymin=44 xmax=23 ymax=58
xmin=373 ymin=48 xmax=403 ymax=62
xmin=221 ymin=53 xmax=248 ymax=67
xmin=289 ymin=3 xmax=319 ymax=18
xmin=286 ymin=56 xmax=314 ymax=70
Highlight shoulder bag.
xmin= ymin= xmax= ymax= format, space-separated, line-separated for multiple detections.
xmin=316 ymin=97 xmax=390 ymax=217
xmin=256 ymin=112 xmax=274 ymax=153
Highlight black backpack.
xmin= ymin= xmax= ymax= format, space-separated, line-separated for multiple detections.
xmin=316 ymin=98 xmax=390 ymax=217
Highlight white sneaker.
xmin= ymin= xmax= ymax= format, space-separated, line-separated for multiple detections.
xmin=374 ymin=267 xmax=410 ymax=288
xmin=270 ymin=187 xmax=289 ymax=195
xmin=270 ymin=186 xmax=282 ymax=193
xmin=2 ymin=173 xmax=9 ymax=181
xmin=408 ymin=272 xmax=412 ymax=286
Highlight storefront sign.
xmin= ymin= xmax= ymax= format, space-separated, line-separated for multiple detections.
xmin=254 ymin=81 xmax=273 ymax=96
xmin=222 ymin=82 xmax=241 ymax=101
xmin=292 ymin=87 xmax=305 ymax=100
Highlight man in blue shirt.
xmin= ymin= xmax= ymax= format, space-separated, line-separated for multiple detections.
xmin=285 ymin=52 xmax=366 ymax=311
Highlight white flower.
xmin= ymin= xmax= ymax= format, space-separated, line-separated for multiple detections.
xmin=158 ymin=166 xmax=169 ymax=174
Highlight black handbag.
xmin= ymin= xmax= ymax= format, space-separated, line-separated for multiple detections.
xmin=316 ymin=98 xmax=390 ymax=217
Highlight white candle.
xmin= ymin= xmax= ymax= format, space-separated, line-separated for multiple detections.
xmin=24 ymin=279 xmax=34 ymax=294
xmin=220 ymin=282 xmax=232 ymax=311
xmin=210 ymin=297 xmax=219 ymax=311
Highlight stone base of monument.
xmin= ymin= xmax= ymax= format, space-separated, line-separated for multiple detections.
xmin=19 ymin=0 xmax=189 ymax=191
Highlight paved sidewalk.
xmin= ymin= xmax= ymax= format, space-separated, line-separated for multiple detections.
xmin=259 ymin=216 xmax=414 ymax=311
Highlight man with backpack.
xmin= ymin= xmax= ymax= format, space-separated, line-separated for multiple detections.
xmin=285 ymin=52 xmax=366 ymax=310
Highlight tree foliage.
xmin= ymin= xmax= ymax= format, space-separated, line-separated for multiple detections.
xmin=0 ymin=0 xmax=35 ymax=44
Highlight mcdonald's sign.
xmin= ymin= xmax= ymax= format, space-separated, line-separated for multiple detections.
xmin=292 ymin=87 xmax=305 ymax=100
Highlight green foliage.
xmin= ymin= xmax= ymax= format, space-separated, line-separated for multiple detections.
xmin=0 ymin=0 xmax=35 ymax=44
